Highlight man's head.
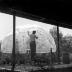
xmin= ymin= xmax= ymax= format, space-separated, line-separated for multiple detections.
xmin=32 ymin=31 xmax=36 ymax=34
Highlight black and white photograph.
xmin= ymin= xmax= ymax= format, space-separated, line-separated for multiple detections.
xmin=0 ymin=0 xmax=72 ymax=72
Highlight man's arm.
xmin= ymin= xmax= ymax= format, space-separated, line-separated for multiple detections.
xmin=35 ymin=35 xmax=38 ymax=39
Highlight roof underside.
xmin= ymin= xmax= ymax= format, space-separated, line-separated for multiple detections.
xmin=0 ymin=0 xmax=72 ymax=29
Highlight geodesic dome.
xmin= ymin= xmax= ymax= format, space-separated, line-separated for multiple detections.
xmin=1 ymin=25 xmax=56 ymax=53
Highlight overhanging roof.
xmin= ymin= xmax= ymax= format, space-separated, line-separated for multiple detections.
xmin=0 ymin=0 xmax=72 ymax=29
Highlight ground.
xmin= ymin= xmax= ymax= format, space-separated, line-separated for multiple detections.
xmin=0 ymin=64 xmax=41 ymax=72
xmin=0 ymin=63 xmax=72 ymax=72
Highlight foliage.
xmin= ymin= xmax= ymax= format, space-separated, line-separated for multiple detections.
xmin=62 ymin=36 xmax=72 ymax=53
xmin=49 ymin=26 xmax=72 ymax=54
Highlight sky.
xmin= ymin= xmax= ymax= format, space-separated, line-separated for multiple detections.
xmin=0 ymin=12 xmax=72 ymax=40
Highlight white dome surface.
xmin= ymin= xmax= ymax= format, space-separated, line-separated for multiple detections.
xmin=1 ymin=25 xmax=56 ymax=53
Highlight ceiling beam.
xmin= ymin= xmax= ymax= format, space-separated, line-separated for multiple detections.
xmin=0 ymin=7 xmax=72 ymax=29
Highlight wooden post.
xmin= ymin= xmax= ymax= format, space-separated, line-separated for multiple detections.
xmin=11 ymin=10 xmax=16 ymax=71
xmin=57 ymin=25 xmax=61 ymax=64
xmin=50 ymin=48 xmax=53 ymax=65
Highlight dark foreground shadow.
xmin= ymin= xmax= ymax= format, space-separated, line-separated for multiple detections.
xmin=0 ymin=69 xmax=20 ymax=72
xmin=0 ymin=66 xmax=72 ymax=72
xmin=30 ymin=67 xmax=72 ymax=72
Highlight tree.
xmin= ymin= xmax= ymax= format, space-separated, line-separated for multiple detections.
xmin=50 ymin=26 xmax=72 ymax=54
xmin=62 ymin=36 xmax=72 ymax=53
xmin=50 ymin=27 xmax=63 ymax=54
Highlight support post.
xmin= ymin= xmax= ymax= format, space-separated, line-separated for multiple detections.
xmin=50 ymin=48 xmax=53 ymax=65
xmin=57 ymin=25 xmax=61 ymax=64
xmin=11 ymin=10 xmax=16 ymax=71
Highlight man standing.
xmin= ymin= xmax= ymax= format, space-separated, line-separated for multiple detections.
xmin=28 ymin=31 xmax=38 ymax=62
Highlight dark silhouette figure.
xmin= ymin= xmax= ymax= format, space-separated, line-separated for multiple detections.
xmin=28 ymin=31 xmax=38 ymax=62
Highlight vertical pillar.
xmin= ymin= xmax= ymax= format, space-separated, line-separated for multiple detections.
xmin=11 ymin=10 xmax=16 ymax=71
xmin=57 ymin=25 xmax=61 ymax=64
xmin=50 ymin=48 xmax=53 ymax=65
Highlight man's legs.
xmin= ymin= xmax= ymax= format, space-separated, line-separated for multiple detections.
xmin=30 ymin=41 xmax=36 ymax=64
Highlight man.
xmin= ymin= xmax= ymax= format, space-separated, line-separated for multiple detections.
xmin=28 ymin=31 xmax=38 ymax=61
